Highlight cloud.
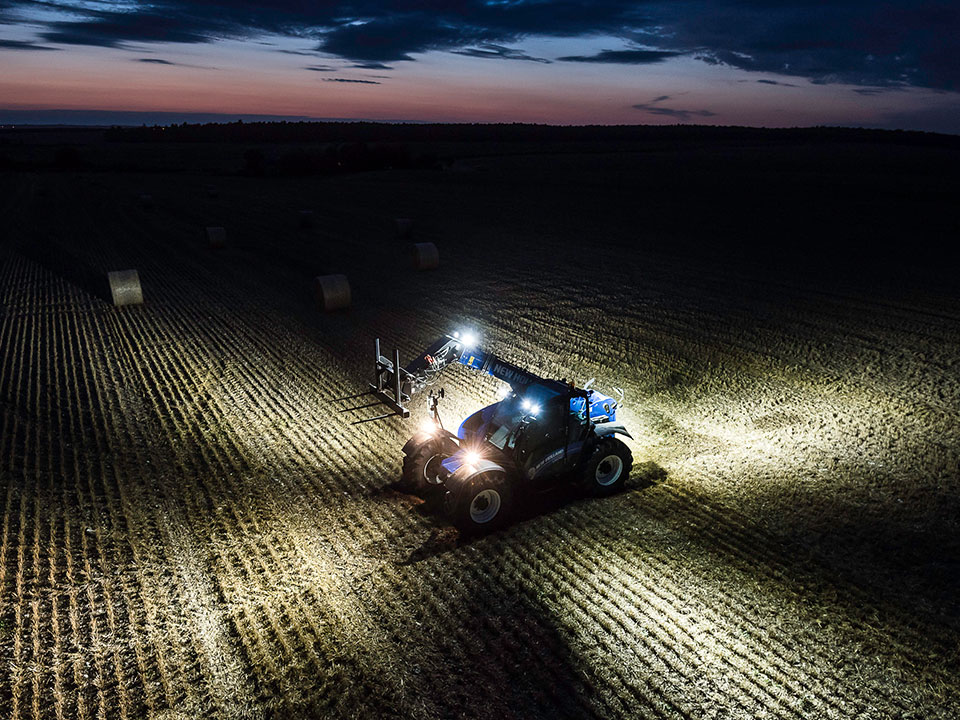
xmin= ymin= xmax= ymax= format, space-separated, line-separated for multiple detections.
xmin=351 ymin=62 xmax=393 ymax=70
xmin=853 ymin=87 xmax=900 ymax=96
xmin=557 ymin=49 xmax=682 ymax=64
xmin=453 ymin=44 xmax=549 ymax=63
xmin=305 ymin=65 xmax=336 ymax=72
xmin=39 ymin=13 xmax=213 ymax=47
xmin=2 ymin=1 xmax=649 ymax=62
xmin=136 ymin=56 xmax=214 ymax=69
xmin=0 ymin=1 xmax=957 ymax=90
xmin=318 ymin=15 xmax=487 ymax=63
xmin=632 ymin=95 xmax=717 ymax=121
xmin=754 ymin=79 xmax=798 ymax=87
xmin=0 ymin=37 xmax=57 ymax=50
xmin=323 ymin=77 xmax=381 ymax=84
xmin=648 ymin=2 xmax=960 ymax=91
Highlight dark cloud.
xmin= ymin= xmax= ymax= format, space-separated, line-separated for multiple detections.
xmin=40 ymin=13 xmax=213 ymax=47
xmin=633 ymin=95 xmax=717 ymax=121
xmin=754 ymin=79 xmax=798 ymax=87
xmin=318 ymin=15 xmax=486 ymax=63
xmin=0 ymin=1 xmax=957 ymax=90
xmin=558 ymin=49 xmax=682 ymax=64
xmin=135 ymin=56 xmax=213 ymax=69
xmin=0 ymin=37 xmax=57 ymax=50
xmin=305 ymin=65 xmax=336 ymax=72
xmin=324 ymin=77 xmax=380 ymax=84
xmin=648 ymin=1 xmax=960 ymax=90
xmin=2 ymin=1 xmax=648 ymax=61
xmin=453 ymin=44 xmax=549 ymax=63
xmin=853 ymin=87 xmax=898 ymax=96
xmin=351 ymin=62 xmax=393 ymax=70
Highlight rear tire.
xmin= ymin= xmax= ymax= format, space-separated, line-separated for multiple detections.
xmin=447 ymin=472 xmax=512 ymax=535
xmin=580 ymin=438 xmax=632 ymax=496
xmin=400 ymin=442 xmax=448 ymax=497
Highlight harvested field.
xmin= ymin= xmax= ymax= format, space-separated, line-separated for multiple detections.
xmin=1 ymin=131 xmax=959 ymax=719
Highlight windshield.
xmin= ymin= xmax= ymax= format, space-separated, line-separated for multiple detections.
xmin=486 ymin=396 xmax=526 ymax=450
xmin=484 ymin=383 xmax=573 ymax=450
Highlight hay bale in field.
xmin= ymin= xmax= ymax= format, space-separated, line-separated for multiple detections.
xmin=395 ymin=217 xmax=414 ymax=239
xmin=206 ymin=226 xmax=226 ymax=249
xmin=139 ymin=194 xmax=154 ymax=209
xmin=107 ymin=269 xmax=143 ymax=307
xmin=299 ymin=210 xmax=315 ymax=229
xmin=412 ymin=242 xmax=439 ymax=270
xmin=315 ymin=274 xmax=351 ymax=311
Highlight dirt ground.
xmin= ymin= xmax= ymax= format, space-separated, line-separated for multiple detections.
xmin=1 ymin=131 xmax=959 ymax=719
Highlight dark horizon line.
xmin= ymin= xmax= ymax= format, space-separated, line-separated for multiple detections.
xmin=2 ymin=122 xmax=958 ymax=140
xmin=0 ymin=110 xmax=958 ymax=138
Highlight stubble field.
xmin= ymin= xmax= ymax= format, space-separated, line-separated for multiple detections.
xmin=1 ymin=132 xmax=959 ymax=719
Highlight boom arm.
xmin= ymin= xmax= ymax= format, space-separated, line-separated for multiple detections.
xmin=404 ymin=335 xmax=543 ymax=394
xmin=372 ymin=333 xmax=544 ymax=417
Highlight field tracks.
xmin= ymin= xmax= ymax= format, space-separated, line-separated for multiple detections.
xmin=1 ymin=168 xmax=959 ymax=719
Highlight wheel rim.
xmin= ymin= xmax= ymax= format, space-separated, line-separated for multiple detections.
xmin=595 ymin=455 xmax=623 ymax=486
xmin=423 ymin=454 xmax=444 ymax=485
xmin=469 ymin=489 xmax=501 ymax=524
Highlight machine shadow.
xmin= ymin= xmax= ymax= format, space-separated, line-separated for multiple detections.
xmin=397 ymin=460 xmax=668 ymax=565
xmin=400 ymin=556 xmax=604 ymax=719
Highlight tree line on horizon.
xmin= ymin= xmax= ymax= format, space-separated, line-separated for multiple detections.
xmin=102 ymin=121 xmax=956 ymax=147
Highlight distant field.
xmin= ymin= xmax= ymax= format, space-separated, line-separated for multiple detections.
xmin=1 ymin=132 xmax=959 ymax=719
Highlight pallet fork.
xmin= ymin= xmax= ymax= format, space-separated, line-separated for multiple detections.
xmin=335 ymin=338 xmax=411 ymax=424
xmin=371 ymin=338 xmax=410 ymax=419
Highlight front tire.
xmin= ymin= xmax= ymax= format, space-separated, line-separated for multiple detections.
xmin=447 ymin=471 xmax=512 ymax=535
xmin=580 ymin=438 xmax=632 ymax=496
xmin=400 ymin=442 xmax=448 ymax=497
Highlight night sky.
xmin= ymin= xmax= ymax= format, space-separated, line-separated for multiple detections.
xmin=1 ymin=1 xmax=958 ymax=132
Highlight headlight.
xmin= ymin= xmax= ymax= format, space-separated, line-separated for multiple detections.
xmin=420 ymin=419 xmax=436 ymax=436
xmin=464 ymin=450 xmax=481 ymax=466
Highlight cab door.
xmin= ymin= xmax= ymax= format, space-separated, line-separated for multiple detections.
xmin=516 ymin=393 xmax=575 ymax=489
xmin=566 ymin=390 xmax=591 ymax=459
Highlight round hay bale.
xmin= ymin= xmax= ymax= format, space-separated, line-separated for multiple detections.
xmin=412 ymin=242 xmax=439 ymax=270
xmin=139 ymin=194 xmax=154 ymax=209
xmin=206 ymin=226 xmax=226 ymax=249
xmin=315 ymin=274 xmax=351 ymax=311
xmin=395 ymin=217 xmax=414 ymax=239
xmin=107 ymin=269 xmax=143 ymax=307
xmin=299 ymin=210 xmax=315 ymax=229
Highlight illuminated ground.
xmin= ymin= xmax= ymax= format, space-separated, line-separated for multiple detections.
xmin=1 ymin=136 xmax=959 ymax=719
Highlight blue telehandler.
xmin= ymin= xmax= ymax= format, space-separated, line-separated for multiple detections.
xmin=368 ymin=332 xmax=633 ymax=534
